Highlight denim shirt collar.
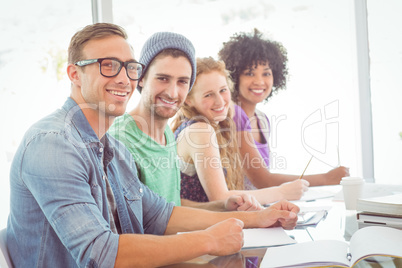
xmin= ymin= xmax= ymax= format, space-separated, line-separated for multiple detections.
xmin=62 ymin=97 xmax=100 ymax=144
xmin=62 ymin=97 xmax=116 ymax=161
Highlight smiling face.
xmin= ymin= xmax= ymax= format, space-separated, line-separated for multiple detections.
xmin=70 ymin=35 xmax=136 ymax=122
xmin=139 ymin=55 xmax=192 ymax=120
xmin=186 ymin=71 xmax=231 ymax=123
xmin=237 ymin=62 xmax=273 ymax=106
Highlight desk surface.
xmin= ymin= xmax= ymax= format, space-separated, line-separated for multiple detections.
xmin=163 ymin=184 xmax=402 ymax=268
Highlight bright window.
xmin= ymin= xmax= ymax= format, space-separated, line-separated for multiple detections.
xmin=114 ymin=0 xmax=361 ymax=178
xmin=0 ymin=0 xmax=92 ymax=229
xmin=367 ymin=0 xmax=402 ymax=184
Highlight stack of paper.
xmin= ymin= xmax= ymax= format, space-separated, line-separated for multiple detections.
xmin=356 ymin=193 xmax=402 ymax=229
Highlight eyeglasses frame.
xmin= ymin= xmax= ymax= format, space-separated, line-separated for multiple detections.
xmin=74 ymin=58 xmax=145 ymax=81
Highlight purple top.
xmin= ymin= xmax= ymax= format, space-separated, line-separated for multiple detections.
xmin=233 ymin=104 xmax=271 ymax=190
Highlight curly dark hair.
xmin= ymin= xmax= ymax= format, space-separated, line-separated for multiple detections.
xmin=218 ymin=28 xmax=288 ymax=102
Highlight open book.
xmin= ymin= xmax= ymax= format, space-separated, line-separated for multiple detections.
xmin=260 ymin=226 xmax=402 ymax=268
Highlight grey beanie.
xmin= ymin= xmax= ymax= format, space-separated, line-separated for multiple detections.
xmin=138 ymin=31 xmax=196 ymax=92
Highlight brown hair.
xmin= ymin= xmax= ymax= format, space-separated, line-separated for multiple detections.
xmin=68 ymin=23 xmax=128 ymax=64
xmin=171 ymin=57 xmax=244 ymax=190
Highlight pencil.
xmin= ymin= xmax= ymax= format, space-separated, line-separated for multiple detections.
xmin=299 ymin=155 xmax=313 ymax=180
xmin=337 ymin=145 xmax=340 ymax=166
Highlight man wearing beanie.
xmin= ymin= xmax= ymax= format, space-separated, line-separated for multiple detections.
xmin=109 ymin=32 xmax=262 ymax=211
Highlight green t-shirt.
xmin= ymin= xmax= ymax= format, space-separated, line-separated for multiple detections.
xmin=109 ymin=113 xmax=181 ymax=206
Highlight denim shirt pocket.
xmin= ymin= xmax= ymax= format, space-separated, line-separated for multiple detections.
xmin=123 ymin=182 xmax=144 ymax=232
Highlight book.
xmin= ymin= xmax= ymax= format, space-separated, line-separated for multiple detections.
xmin=259 ymin=226 xmax=402 ymax=268
xmin=357 ymin=212 xmax=402 ymax=229
xmin=242 ymin=227 xmax=296 ymax=249
xmin=356 ymin=193 xmax=402 ymax=216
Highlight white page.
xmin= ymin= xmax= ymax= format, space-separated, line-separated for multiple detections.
xmin=349 ymin=226 xmax=402 ymax=265
xmin=260 ymin=240 xmax=349 ymax=268
xmin=292 ymin=196 xmax=333 ymax=212
xmin=242 ymin=227 xmax=296 ymax=248
xmin=300 ymin=186 xmax=339 ymax=201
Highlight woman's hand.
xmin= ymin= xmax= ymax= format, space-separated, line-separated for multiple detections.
xmin=324 ymin=166 xmax=350 ymax=185
xmin=278 ymin=179 xmax=310 ymax=200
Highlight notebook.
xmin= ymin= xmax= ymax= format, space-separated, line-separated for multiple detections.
xmin=242 ymin=227 xmax=296 ymax=249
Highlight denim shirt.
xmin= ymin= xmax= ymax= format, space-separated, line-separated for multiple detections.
xmin=7 ymin=97 xmax=174 ymax=268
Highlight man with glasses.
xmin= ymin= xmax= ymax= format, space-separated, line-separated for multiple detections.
xmin=7 ymin=23 xmax=299 ymax=267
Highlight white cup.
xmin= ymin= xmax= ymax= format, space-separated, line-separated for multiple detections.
xmin=340 ymin=177 xmax=365 ymax=210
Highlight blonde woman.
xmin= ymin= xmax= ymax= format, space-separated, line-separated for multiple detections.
xmin=171 ymin=57 xmax=308 ymax=205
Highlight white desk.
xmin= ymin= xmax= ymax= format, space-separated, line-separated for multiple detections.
xmin=162 ymin=184 xmax=402 ymax=268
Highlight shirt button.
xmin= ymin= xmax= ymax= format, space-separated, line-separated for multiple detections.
xmin=99 ymin=148 xmax=104 ymax=153
xmin=139 ymin=188 xmax=143 ymax=193
xmin=103 ymin=175 xmax=106 ymax=180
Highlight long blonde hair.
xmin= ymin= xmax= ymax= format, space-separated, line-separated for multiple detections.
xmin=171 ymin=57 xmax=244 ymax=190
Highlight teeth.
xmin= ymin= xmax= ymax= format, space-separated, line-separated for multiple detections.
xmin=109 ymin=90 xmax=128 ymax=96
xmin=213 ymin=107 xmax=224 ymax=111
xmin=160 ymin=98 xmax=175 ymax=105
xmin=251 ymin=89 xmax=264 ymax=94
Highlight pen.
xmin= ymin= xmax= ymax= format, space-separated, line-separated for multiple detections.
xmin=299 ymin=155 xmax=313 ymax=180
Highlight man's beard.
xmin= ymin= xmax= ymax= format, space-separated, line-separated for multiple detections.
xmin=151 ymin=104 xmax=181 ymax=120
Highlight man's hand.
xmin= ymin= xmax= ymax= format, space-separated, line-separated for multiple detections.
xmin=225 ymin=194 xmax=263 ymax=211
xmin=257 ymin=200 xmax=300 ymax=230
xmin=204 ymin=218 xmax=244 ymax=256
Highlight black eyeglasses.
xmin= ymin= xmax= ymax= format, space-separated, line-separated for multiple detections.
xmin=75 ymin=58 xmax=145 ymax=81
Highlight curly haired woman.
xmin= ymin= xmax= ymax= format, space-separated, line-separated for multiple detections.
xmin=218 ymin=29 xmax=349 ymax=190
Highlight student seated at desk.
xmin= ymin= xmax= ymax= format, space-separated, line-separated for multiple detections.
xmin=7 ymin=23 xmax=300 ymax=267
xmin=109 ymin=31 xmax=261 ymax=212
xmin=171 ymin=57 xmax=309 ymax=206
xmin=218 ymin=28 xmax=350 ymax=189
